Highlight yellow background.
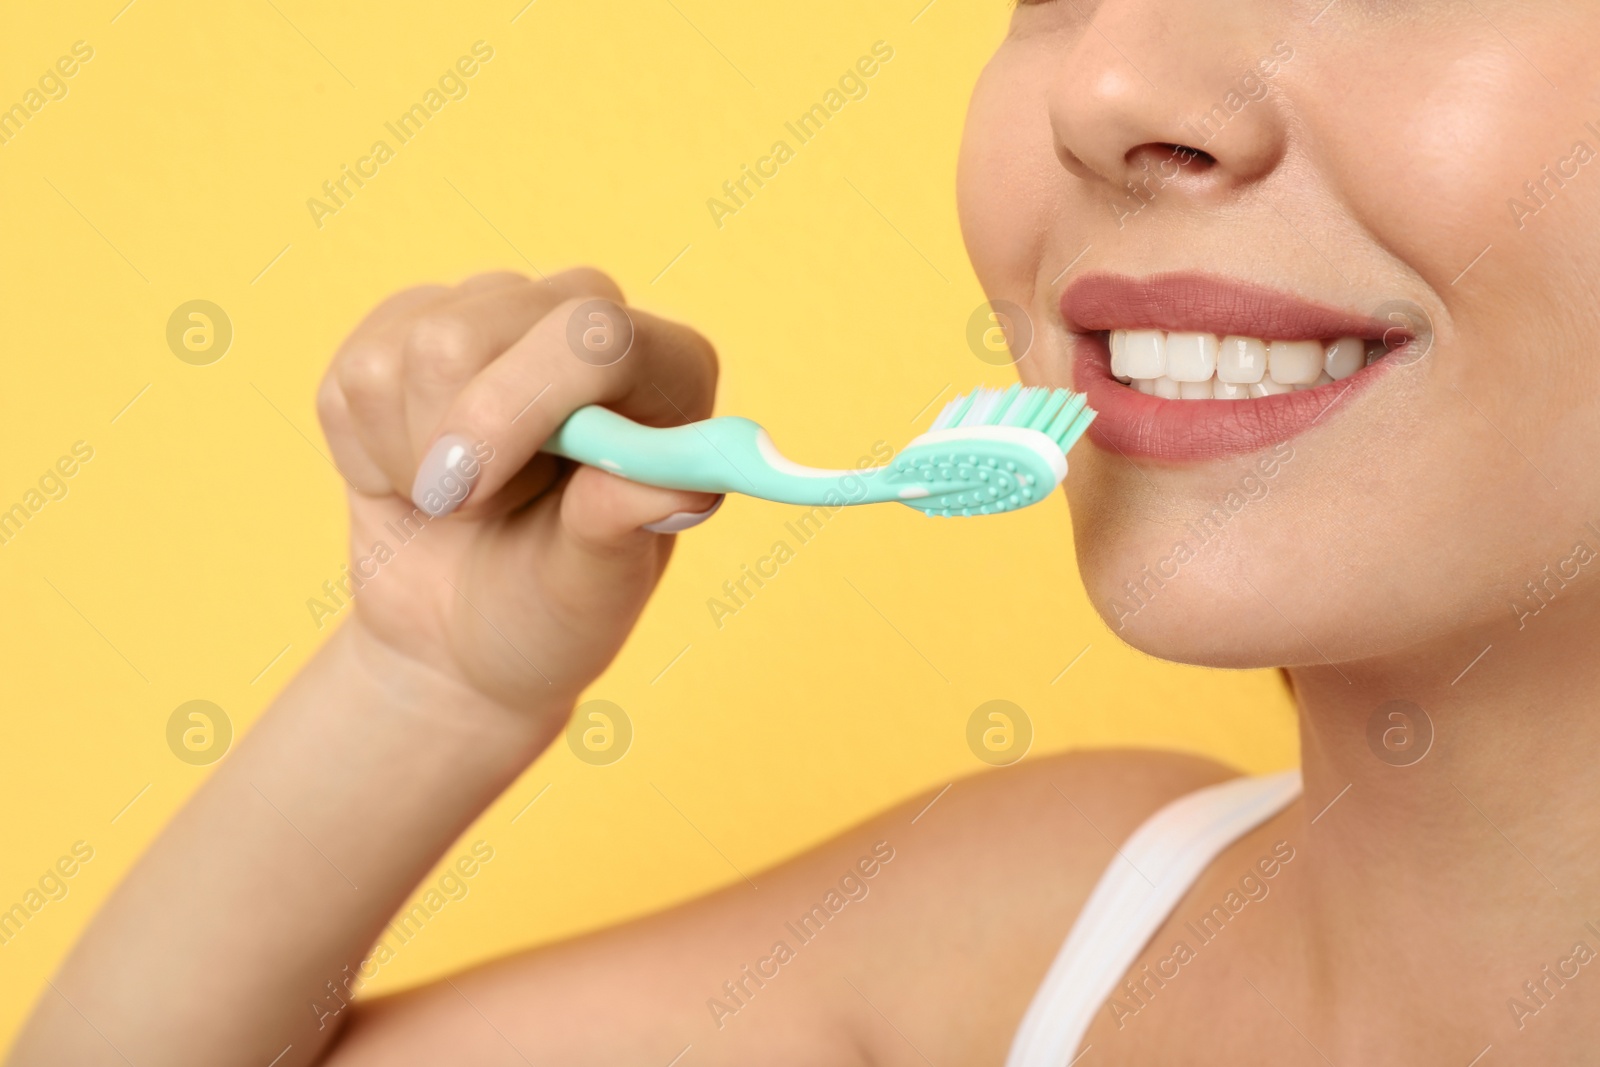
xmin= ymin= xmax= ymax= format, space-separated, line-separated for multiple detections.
xmin=0 ymin=0 xmax=1295 ymax=1044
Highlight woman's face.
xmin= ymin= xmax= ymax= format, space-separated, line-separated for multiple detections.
xmin=958 ymin=1 xmax=1600 ymax=669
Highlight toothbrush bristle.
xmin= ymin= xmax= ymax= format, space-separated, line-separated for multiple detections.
xmin=929 ymin=386 xmax=1097 ymax=452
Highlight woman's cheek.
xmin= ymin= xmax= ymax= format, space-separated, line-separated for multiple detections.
xmin=1299 ymin=16 xmax=1600 ymax=450
xmin=1303 ymin=16 xmax=1599 ymax=296
xmin=958 ymin=55 xmax=1062 ymax=300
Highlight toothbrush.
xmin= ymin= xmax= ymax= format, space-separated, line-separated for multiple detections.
xmin=543 ymin=384 xmax=1096 ymax=517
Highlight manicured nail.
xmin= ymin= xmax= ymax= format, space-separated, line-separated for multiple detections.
xmin=643 ymin=495 xmax=724 ymax=534
xmin=411 ymin=434 xmax=480 ymax=517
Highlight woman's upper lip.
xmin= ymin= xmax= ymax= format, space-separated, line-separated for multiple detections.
xmin=1059 ymin=271 xmax=1396 ymax=341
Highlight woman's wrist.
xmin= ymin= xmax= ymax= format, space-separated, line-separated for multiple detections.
xmin=336 ymin=615 xmax=571 ymax=761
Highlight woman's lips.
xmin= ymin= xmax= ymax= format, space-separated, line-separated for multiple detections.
xmin=1060 ymin=272 xmax=1402 ymax=462
xmin=1060 ymin=271 xmax=1393 ymax=339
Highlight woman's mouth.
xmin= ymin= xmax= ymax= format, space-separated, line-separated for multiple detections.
xmin=1060 ymin=272 xmax=1413 ymax=462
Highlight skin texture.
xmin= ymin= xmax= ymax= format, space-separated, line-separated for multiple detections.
xmin=959 ymin=0 xmax=1600 ymax=1062
xmin=12 ymin=2 xmax=1600 ymax=1065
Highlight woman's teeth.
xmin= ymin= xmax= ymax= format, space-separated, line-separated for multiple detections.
xmin=1109 ymin=329 xmax=1377 ymax=399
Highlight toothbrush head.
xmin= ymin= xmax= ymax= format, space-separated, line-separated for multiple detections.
xmin=889 ymin=385 xmax=1096 ymax=517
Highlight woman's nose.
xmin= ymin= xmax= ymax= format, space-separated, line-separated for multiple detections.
xmin=1047 ymin=4 xmax=1291 ymax=199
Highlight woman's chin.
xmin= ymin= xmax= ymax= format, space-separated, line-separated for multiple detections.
xmin=1091 ymin=610 xmax=1288 ymax=671
xmin=1080 ymin=566 xmax=1356 ymax=672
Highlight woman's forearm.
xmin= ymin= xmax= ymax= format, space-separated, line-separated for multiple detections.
xmin=7 ymin=622 xmax=555 ymax=1067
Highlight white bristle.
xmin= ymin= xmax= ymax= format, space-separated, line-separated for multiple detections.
xmin=967 ymin=390 xmax=1002 ymax=427
xmin=932 ymin=387 xmax=1018 ymax=430
xmin=934 ymin=388 xmax=992 ymax=428
xmin=925 ymin=386 xmax=1097 ymax=448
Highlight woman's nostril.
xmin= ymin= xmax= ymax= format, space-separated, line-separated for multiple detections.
xmin=1158 ymin=143 xmax=1216 ymax=169
xmin=1115 ymin=143 xmax=1220 ymax=197
xmin=1126 ymin=143 xmax=1218 ymax=174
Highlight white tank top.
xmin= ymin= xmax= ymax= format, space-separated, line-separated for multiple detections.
xmin=1005 ymin=771 xmax=1303 ymax=1066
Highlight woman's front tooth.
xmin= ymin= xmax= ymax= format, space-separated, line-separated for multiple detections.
xmin=1268 ymin=339 xmax=1324 ymax=385
xmin=1110 ymin=330 xmax=1131 ymax=378
xmin=1123 ymin=330 xmax=1166 ymax=378
xmin=1213 ymin=379 xmax=1249 ymax=400
xmin=1153 ymin=375 xmax=1182 ymax=399
xmin=1249 ymin=377 xmax=1295 ymax=397
xmin=1217 ymin=336 xmax=1267 ymax=383
xmin=1179 ymin=379 xmax=1213 ymax=399
xmin=1166 ymin=332 xmax=1219 ymax=382
xmin=1325 ymin=336 xmax=1364 ymax=380
xmin=1133 ymin=377 xmax=1159 ymax=395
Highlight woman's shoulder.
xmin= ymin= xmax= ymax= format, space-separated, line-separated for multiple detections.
xmin=776 ymin=748 xmax=1246 ymax=1062
xmin=925 ymin=747 xmax=1244 ymax=846
xmin=738 ymin=748 xmax=1242 ymax=942
xmin=868 ymin=747 xmax=1245 ymax=896
xmin=869 ymin=746 xmax=1244 ymax=919
xmin=335 ymin=749 xmax=1244 ymax=1067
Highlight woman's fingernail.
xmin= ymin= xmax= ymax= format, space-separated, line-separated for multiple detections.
xmin=643 ymin=495 xmax=724 ymax=534
xmin=411 ymin=434 xmax=480 ymax=517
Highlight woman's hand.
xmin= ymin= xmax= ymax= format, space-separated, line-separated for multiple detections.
xmin=316 ymin=268 xmax=721 ymax=721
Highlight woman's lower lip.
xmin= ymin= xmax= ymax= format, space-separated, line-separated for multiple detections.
xmin=1072 ymin=334 xmax=1386 ymax=462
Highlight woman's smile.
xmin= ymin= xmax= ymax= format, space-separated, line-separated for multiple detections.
xmin=1059 ymin=271 xmax=1414 ymax=460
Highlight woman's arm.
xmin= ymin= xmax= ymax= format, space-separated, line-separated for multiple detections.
xmin=8 ymin=623 xmax=548 ymax=1067
xmin=7 ymin=268 xmax=728 ymax=1066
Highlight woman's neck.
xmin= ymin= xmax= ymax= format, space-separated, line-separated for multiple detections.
xmin=1285 ymin=593 xmax=1600 ymax=1050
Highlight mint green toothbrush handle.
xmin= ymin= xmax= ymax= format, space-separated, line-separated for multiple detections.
xmin=542 ymin=405 xmax=900 ymax=506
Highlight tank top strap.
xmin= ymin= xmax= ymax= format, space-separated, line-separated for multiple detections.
xmin=1005 ymin=770 xmax=1303 ymax=1067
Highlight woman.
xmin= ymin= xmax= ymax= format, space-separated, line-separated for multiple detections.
xmin=13 ymin=1 xmax=1600 ymax=1063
